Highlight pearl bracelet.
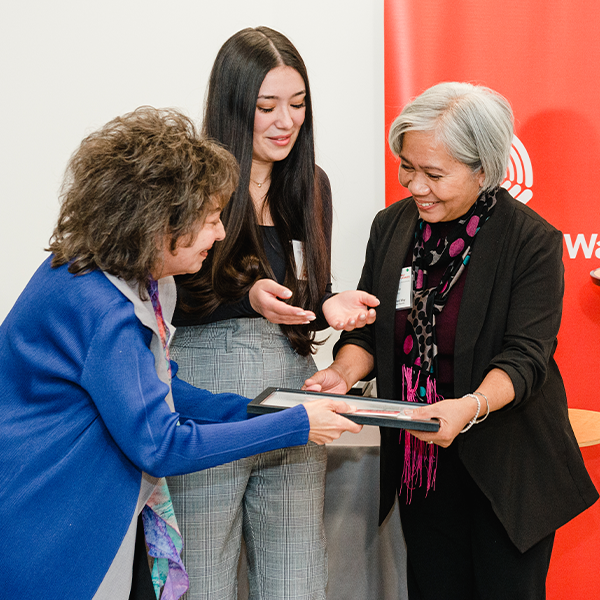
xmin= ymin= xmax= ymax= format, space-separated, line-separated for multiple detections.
xmin=473 ymin=391 xmax=490 ymax=423
xmin=459 ymin=393 xmax=480 ymax=433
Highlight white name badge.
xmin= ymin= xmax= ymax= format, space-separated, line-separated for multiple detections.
xmin=292 ymin=240 xmax=306 ymax=280
xmin=395 ymin=267 xmax=413 ymax=310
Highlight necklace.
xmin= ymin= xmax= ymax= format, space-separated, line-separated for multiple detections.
xmin=250 ymin=176 xmax=270 ymax=188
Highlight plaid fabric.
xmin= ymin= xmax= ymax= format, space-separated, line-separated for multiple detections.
xmin=167 ymin=318 xmax=327 ymax=600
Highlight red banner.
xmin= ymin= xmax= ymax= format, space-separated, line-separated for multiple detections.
xmin=384 ymin=1 xmax=600 ymax=596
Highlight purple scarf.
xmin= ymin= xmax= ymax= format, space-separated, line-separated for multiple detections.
xmin=142 ymin=278 xmax=189 ymax=600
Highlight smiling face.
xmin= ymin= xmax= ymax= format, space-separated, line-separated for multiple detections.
xmin=252 ymin=66 xmax=306 ymax=168
xmin=155 ymin=210 xmax=225 ymax=279
xmin=399 ymin=130 xmax=485 ymax=223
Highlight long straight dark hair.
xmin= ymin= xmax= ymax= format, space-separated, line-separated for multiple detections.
xmin=177 ymin=26 xmax=330 ymax=355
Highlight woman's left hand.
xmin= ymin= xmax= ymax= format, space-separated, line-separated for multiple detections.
xmin=408 ymin=370 xmax=513 ymax=447
xmin=322 ymin=290 xmax=379 ymax=331
xmin=406 ymin=396 xmax=479 ymax=448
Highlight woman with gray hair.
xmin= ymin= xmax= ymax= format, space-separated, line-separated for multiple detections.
xmin=305 ymin=82 xmax=597 ymax=598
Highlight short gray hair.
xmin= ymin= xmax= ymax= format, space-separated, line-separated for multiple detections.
xmin=388 ymin=82 xmax=514 ymax=192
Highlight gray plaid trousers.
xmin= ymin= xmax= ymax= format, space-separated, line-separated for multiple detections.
xmin=167 ymin=318 xmax=327 ymax=600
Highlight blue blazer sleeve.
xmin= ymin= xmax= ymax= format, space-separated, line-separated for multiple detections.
xmin=170 ymin=361 xmax=250 ymax=423
xmin=80 ymin=300 xmax=309 ymax=478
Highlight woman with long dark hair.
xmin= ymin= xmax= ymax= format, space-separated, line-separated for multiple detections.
xmin=167 ymin=27 xmax=377 ymax=600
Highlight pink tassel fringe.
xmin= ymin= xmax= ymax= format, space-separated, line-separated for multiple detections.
xmin=400 ymin=365 xmax=439 ymax=502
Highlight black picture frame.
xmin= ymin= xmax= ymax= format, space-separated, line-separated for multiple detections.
xmin=249 ymin=387 xmax=440 ymax=432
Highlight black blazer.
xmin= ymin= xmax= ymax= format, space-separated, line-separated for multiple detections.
xmin=337 ymin=188 xmax=598 ymax=552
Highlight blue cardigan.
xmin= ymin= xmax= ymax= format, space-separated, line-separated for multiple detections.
xmin=0 ymin=258 xmax=309 ymax=600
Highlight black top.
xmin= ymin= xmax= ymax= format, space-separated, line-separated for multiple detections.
xmin=172 ymin=167 xmax=333 ymax=330
xmin=173 ymin=227 xmax=285 ymax=325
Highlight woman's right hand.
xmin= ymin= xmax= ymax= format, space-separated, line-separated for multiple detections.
xmin=302 ymin=367 xmax=350 ymax=395
xmin=302 ymin=398 xmax=362 ymax=444
xmin=303 ymin=345 xmax=374 ymax=395
xmin=249 ymin=279 xmax=317 ymax=325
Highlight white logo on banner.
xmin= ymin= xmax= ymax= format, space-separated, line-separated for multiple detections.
xmin=563 ymin=234 xmax=600 ymax=259
xmin=501 ymin=135 xmax=533 ymax=204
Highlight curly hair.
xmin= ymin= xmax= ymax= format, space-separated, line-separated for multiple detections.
xmin=48 ymin=106 xmax=239 ymax=291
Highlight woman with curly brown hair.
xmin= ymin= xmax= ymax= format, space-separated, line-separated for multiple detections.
xmin=0 ymin=106 xmax=361 ymax=600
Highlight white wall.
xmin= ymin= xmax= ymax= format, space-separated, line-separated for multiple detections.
xmin=0 ymin=0 xmax=385 ymax=339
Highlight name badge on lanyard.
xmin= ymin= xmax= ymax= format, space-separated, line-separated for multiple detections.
xmin=292 ymin=240 xmax=306 ymax=280
xmin=395 ymin=266 xmax=413 ymax=310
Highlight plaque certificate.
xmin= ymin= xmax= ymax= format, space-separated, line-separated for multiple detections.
xmin=249 ymin=387 xmax=440 ymax=432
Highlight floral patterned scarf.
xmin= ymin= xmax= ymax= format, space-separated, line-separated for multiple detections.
xmin=141 ymin=277 xmax=189 ymax=600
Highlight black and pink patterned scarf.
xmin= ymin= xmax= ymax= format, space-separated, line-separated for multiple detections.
xmin=399 ymin=188 xmax=498 ymax=499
